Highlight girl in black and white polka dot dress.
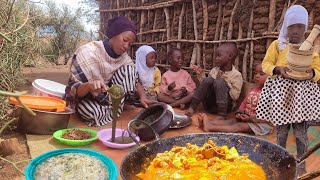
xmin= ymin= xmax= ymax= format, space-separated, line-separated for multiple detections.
xmin=256 ymin=5 xmax=320 ymax=176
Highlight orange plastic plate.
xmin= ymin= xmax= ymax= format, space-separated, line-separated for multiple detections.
xmin=9 ymin=95 xmax=66 ymax=112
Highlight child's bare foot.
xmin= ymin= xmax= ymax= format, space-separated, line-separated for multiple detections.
xmin=198 ymin=113 xmax=209 ymax=132
xmin=197 ymin=113 xmax=204 ymax=129
xmin=186 ymin=107 xmax=194 ymax=116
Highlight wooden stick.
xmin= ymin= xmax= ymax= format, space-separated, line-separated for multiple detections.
xmin=171 ymin=5 xmax=176 ymax=42
xmin=219 ymin=6 xmax=226 ymax=41
xmin=214 ymin=0 xmax=222 ymax=41
xmin=177 ymin=3 xmax=185 ymax=48
xmin=202 ymin=0 xmax=208 ymax=69
xmin=156 ymin=63 xmax=210 ymax=73
xmin=164 ymin=7 xmax=170 ymax=53
xmin=249 ymin=31 xmax=255 ymax=82
xmin=97 ymin=0 xmax=190 ymax=12
xmin=202 ymin=0 xmax=208 ymax=40
xmin=213 ymin=0 xmax=222 ymax=66
xmin=242 ymin=0 xmax=256 ymax=81
xmin=190 ymin=46 xmax=197 ymax=66
xmin=116 ymin=0 xmax=120 ymax=16
xmin=191 ymin=0 xmax=200 ymax=66
xmin=152 ymin=10 xmax=158 ymax=42
xmin=267 ymin=0 xmax=277 ymax=47
xmin=235 ymin=22 xmax=243 ymax=70
xmin=139 ymin=10 xmax=146 ymax=42
xmin=0 ymin=156 xmax=26 ymax=174
xmin=273 ymin=1 xmax=288 ymax=32
xmin=227 ymin=0 xmax=240 ymax=40
xmin=137 ymin=29 xmax=166 ymax=36
xmin=132 ymin=35 xmax=278 ymax=45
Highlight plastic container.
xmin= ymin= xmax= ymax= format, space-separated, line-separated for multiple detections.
xmin=9 ymin=95 xmax=66 ymax=112
xmin=97 ymin=128 xmax=139 ymax=149
xmin=25 ymin=148 xmax=118 ymax=180
xmin=53 ymin=128 xmax=98 ymax=146
xmin=32 ymin=79 xmax=66 ymax=99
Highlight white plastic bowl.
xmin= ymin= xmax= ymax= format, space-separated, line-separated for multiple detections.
xmin=32 ymin=79 xmax=66 ymax=99
xmin=97 ymin=128 xmax=139 ymax=149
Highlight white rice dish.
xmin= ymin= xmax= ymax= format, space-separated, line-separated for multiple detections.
xmin=34 ymin=153 xmax=108 ymax=180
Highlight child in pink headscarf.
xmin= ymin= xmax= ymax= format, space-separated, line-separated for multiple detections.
xmin=158 ymin=48 xmax=196 ymax=109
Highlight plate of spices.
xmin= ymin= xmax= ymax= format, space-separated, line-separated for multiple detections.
xmin=53 ymin=128 xmax=98 ymax=146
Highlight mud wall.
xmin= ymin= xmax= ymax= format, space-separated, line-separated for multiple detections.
xmin=98 ymin=0 xmax=320 ymax=81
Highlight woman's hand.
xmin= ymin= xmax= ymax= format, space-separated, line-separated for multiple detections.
xmin=77 ymin=80 xmax=108 ymax=97
xmin=88 ymin=80 xmax=108 ymax=96
xmin=273 ymin=66 xmax=291 ymax=79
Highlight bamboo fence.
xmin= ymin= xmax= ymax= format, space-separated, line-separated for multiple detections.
xmin=97 ymin=0 xmax=320 ymax=81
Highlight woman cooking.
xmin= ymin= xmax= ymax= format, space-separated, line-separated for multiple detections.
xmin=65 ymin=16 xmax=156 ymax=126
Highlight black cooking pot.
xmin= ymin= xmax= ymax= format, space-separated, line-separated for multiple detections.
xmin=122 ymin=120 xmax=320 ymax=180
xmin=130 ymin=103 xmax=173 ymax=141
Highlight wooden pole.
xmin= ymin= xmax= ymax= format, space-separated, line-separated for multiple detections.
xmin=139 ymin=11 xmax=146 ymax=42
xmin=116 ymin=0 xmax=120 ymax=16
xmin=190 ymin=0 xmax=200 ymax=66
xmin=219 ymin=6 xmax=226 ymax=41
xmin=97 ymin=0 xmax=188 ymax=12
xmin=152 ymin=10 xmax=158 ymax=42
xmin=164 ymin=7 xmax=171 ymax=54
xmin=235 ymin=22 xmax=243 ymax=70
xmin=202 ymin=0 xmax=208 ymax=69
xmin=177 ymin=3 xmax=186 ymax=48
xmin=213 ymin=0 xmax=222 ymax=65
xmin=131 ymin=35 xmax=278 ymax=45
xmin=267 ymin=0 xmax=277 ymax=47
xmin=249 ymin=31 xmax=255 ymax=82
xmin=137 ymin=29 xmax=166 ymax=36
xmin=227 ymin=0 xmax=240 ymax=40
xmin=273 ymin=1 xmax=288 ymax=32
xmin=242 ymin=0 xmax=256 ymax=81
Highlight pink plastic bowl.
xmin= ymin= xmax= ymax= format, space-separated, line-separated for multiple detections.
xmin=97 ymin=128 xmax=140 ymax=149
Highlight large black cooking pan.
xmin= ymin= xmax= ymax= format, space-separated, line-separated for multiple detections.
xmin=121 ymin=120 xmax=320 ymax=180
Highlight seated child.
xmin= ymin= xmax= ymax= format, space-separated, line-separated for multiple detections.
xmin=198 ymin=63 xmax=273 ymax=135
xmin=136 ymin=45 xmax=161 ymax=101
xmin=187 ymin=42 xmax=243 ymax=116
xmin=158 ymin=48 xmax=196 ymax=108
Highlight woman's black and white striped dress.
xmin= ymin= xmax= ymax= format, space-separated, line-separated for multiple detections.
xmin=76 ymin=65 xmax=138 ymax=126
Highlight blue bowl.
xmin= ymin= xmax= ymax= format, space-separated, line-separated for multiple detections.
xmin=25 ymin=148 xmax=118 ymax=180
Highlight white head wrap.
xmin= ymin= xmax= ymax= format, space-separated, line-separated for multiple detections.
xmin=278 ymin=5 xmax=308 ymax=50
xmin=135 ymin=45 xmax=156 ymax=88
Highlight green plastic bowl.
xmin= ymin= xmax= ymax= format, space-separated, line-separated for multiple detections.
xmin=53 ymin=128 xmax=98 ymax=146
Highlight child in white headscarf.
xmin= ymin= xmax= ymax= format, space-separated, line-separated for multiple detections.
xmin=136 ymin=45 xmax=161 ymax=100
xmin=256 ymin=5 xmax=320 ymax=176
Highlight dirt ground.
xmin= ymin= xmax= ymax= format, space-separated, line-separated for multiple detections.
xmin=0 ymin=65 xmax=70 ymax=180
